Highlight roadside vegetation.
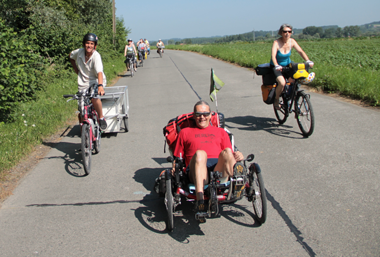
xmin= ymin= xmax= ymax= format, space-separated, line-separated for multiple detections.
xmin=166 ymin=37 xmax=380 ymax=106
xmin=0 ymin=0 xmax=128 ymax=176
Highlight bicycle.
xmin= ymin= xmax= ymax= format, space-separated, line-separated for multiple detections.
xmin=273 ymin=62 xmax=315 ymax=137
xmin=63 ymin=84 xmax=102 ymax=175
xmin=138 ymin=50 xmax=145 ymax=67
xmin=125 ymin=53 xmax=135 ymax=77
xmin=157 ymin=46 xmax=165 ymax=58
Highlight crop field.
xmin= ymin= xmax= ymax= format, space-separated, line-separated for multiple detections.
xmin=167 ymin=37 xmax=380 ymax=105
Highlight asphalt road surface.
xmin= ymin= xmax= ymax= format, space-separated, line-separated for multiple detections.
xmin=1 ymin=50 xmax=379 ymax=256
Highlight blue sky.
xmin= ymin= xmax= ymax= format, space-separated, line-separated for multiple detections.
xmin=115 ymin=0 xmax=380 ymax=42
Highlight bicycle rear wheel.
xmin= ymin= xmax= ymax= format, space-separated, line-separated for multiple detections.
xmin=273 ymin=94 xmax=288 ymax=124
xmin=81 ymin=123 xmax=92 ymax=175
xmin=94 ymin=124 xmax=101 ymax=154
xmin=295 ymin=91 xmax=315 ymax=137
xmin=130 ymin=61 xmax=134 ymax=77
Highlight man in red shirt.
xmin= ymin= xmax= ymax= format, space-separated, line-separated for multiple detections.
xmin=174 ymin=100 xmax=244 ymax=216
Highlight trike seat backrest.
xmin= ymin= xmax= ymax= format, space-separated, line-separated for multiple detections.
xmin=163 ymin=111 xmax=225 ymax=153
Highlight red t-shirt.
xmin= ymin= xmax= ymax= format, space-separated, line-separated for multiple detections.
xmin=173 ymin=125 xmax=232 ymax=167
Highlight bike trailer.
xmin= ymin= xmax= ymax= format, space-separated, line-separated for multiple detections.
xmin=99 ymin=86 xmax=129 ymax=133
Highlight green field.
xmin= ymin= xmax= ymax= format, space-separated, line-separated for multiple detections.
xmin=166 ymin=37 xmax=380 ymax=105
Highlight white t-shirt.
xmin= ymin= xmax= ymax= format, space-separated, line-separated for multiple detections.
xmin=70 ymin=48 xmax=107 ymax=91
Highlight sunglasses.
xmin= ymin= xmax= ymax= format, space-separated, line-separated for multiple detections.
xmin=283 ymin=30 xmax=292 ymax=34
xmin=195 ymin=112 xmax=211 ymax=117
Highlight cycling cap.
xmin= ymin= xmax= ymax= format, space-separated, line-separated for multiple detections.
xmin=83 ymin=33 xmax=98 ymax=45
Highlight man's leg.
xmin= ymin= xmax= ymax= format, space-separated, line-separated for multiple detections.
xmin=213 ymin=148 xmax=236 ymax=182
xmin=91 ymin=98 xmax=103 ymax=119
xmin=91 ymin=98 xmax=107 ymax=130
xmin=188 ymin=150 xmax=209 ymax=201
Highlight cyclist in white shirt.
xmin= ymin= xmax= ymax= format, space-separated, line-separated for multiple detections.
xmin=69 ymin=33 xmax=107 ymax=130
xmin=156 ymin=39 xmax=165 ymax=54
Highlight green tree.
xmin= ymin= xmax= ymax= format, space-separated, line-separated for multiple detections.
xmin=335 ymin=27 xmax=343 ymax=37
xmin=343 ymin=26 xmax=360 ymax=37
xmin=303 ymin=26 xmax=323 ymax=36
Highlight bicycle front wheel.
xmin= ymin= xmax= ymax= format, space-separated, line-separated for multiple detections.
xmin=249 ymin=163 xmax=267 ymax=225
xmin=165 ymin=172 xmax=174 ymax=231
xmin=273 ymin=94 xmax=288 ymax=124
xmin=81 ymin=123 xmax=92 ymax=175
xmin=295 ymin=91 xmax=315 ymax=137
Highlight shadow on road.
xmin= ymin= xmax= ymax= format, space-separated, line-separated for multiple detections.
xmin=225 ymin=115 xmax=305 ymax=139
xmin=132 ymin=164 xmax=263 ymax=242
xmin=118 ymin=73 xmax=132 ymax=78
xmin=42 ymin=125 xmax=97 ymax=177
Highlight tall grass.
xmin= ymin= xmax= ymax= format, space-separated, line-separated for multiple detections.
xmin=0 ymin=56 xmax=126 ymax=175
xmin=167 ymin=38 xmax=380 ymax=105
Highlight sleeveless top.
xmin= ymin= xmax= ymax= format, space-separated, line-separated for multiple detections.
xmin=126 ymin=46 xmax=134 ymax=53
xmin=270 ymin=39 xmax=292 ymax=66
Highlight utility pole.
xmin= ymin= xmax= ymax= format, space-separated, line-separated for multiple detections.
xmin=112 ymin=0 xmax=116 ymax=46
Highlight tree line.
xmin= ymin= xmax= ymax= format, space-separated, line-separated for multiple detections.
xmin=166 ymin=22 xmax=380 ymax=45
xmin=0 ymin=0 xmax=129 ymax=122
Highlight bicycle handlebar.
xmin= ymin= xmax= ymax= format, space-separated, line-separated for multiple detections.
xmin=62 ymin=84 xmax=102 ymax=101
xmin=282 ymin=62 xmax=312 ymax=72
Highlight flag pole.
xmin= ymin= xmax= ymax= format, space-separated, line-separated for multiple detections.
xmin=215 ymin=87 xmax=219 ymax=127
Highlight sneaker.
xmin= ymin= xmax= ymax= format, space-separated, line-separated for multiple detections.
xmin=194 ymin=200 xmax=207 ymax=223
xmin=194 ymin=200 xmax=206 ymax=212
xmin=233 ymin=162 xmax=246 ymax=199
xmin=99 ymin=118 xmax=107 ymax=130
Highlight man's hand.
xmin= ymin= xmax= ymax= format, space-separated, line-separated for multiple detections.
xmin=233 ymin=151 xmax=244 ymax=162
xmin=98 ymin=85 xmax=105 ymax=96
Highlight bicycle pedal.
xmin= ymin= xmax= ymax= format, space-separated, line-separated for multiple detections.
xmin=234 ymin=177 xmax=244 ymax=186
xmin=195 ymin=212 xmax=208 ymax=222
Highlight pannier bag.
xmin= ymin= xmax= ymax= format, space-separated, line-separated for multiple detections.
xmin=254 ymin=63 xmax=271 ymax=76
xmin=261 ymin=84 xmax=276 ymax=104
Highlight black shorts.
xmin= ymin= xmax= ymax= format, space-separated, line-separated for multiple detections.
xmin=185 ymin=158 xmax=218 ymax=179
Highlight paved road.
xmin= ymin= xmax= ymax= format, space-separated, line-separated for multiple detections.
xmin=1 ymin=50 xmax=379 ymax=256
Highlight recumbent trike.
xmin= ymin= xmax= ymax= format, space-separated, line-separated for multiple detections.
xmin=155 ymin=111 xmax=268 ymax=231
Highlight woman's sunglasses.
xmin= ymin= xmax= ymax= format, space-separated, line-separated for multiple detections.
xmin=282 ymin=30 xmax=292 ymax=34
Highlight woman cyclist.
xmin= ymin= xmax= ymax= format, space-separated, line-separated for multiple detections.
xmin=124 ymin=39 xmax=137 ymax=72
xmin=270 ymin=24 xmax=314 ymax=110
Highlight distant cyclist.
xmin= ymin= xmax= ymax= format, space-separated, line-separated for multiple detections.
xmin=69 ymin=33 xmax=107 ymax=130
xmin=270 ymin=23 xmax=314 ymax=110
xmin=144 ymin=38 xmax=150 ymax=55
xmin=124 ymin=39 xmax=137 ymax=72
xmin=137 ymin=39 xmax=146 ymax=64
xmin=156 ymin=39 xmax=165 ymax=54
